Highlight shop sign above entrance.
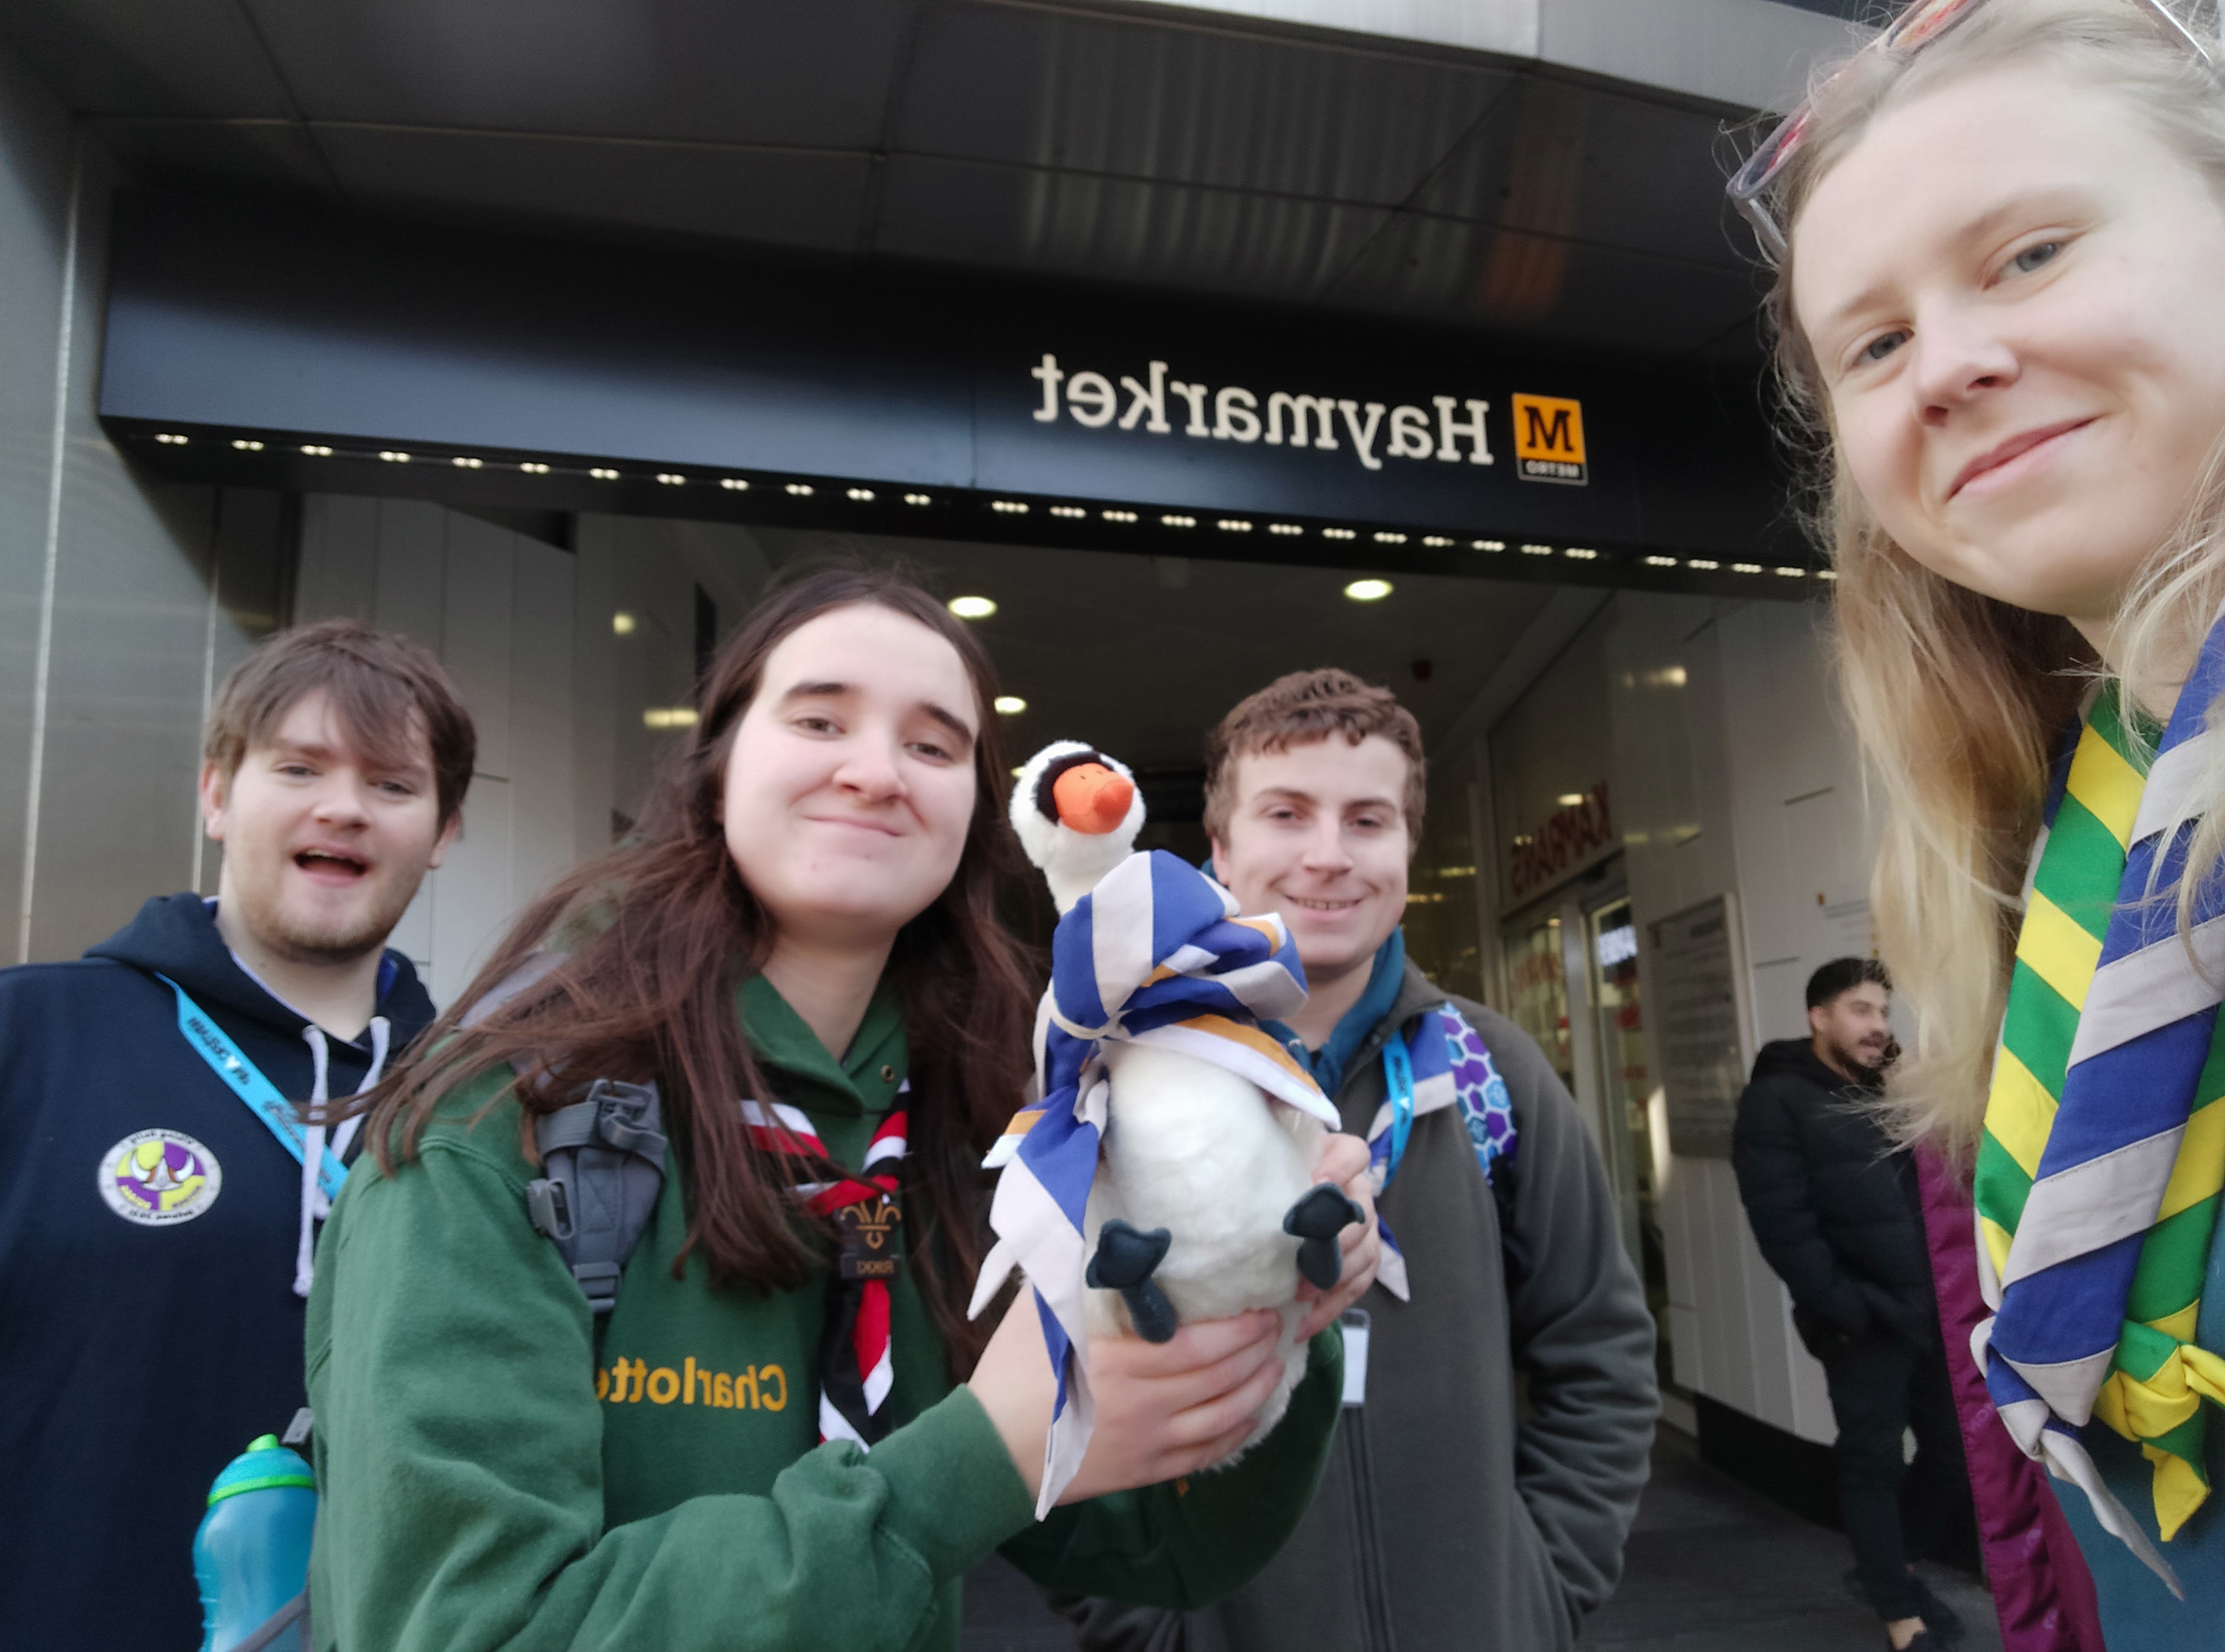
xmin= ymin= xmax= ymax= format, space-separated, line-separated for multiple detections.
xmin=1508 ymin=783 xmax=1613 ymax=900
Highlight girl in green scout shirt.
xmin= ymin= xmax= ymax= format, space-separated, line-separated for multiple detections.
xmin=1736 ymin=1 xmax=2225 ymax=1645
xmin=303 ymin=564 xmax=1379 ymax=1652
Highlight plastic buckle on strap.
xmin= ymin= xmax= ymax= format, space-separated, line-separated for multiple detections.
xmin=573 ymin=1260 xmax=624 ymax=1314
xmin=527 ymin=1178 xmax=574 ymax=1242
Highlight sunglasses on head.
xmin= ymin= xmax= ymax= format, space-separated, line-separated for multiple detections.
xmin=1726 ymin=0 xmax=2217 ymax=264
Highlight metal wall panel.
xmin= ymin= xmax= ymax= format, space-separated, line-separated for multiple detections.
xmin=0 ymin=52 xmax=283 ymax=963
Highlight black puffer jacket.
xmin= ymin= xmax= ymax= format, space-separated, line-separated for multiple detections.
xmin=1731 ymin=1039 xmax=1934 ymax=1354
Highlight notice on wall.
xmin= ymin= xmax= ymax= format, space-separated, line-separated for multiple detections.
xmin=1651 ymin=895 xmax=1749 ymax=1159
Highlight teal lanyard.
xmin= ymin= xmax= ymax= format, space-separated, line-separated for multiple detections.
xmin=1380 ymin=1034 xmax=1415 ymax=1188
xmin=161 ymin=974 xmax=347 ymax=1201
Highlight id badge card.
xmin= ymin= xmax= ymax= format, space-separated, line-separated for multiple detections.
xmin=1340 ymin=1307 xmax=1371 ymax=1408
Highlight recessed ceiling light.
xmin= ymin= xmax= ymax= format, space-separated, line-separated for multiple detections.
xmin=948 ymin=595 xmax=997 ymax=620
xmin=612 ymin=612 xmax=636 ymax=636
xmin=1557 ymin=792 xmax=1585 ymax=807
xmin=993 ymin=695 xmax=1027 ymax=715
xmin=1344 ymin=578 xmax=1392 ymax=602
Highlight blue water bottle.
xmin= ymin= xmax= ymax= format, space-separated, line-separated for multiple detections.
xmin=192 ymin=1434 xmax=316 ymax=1652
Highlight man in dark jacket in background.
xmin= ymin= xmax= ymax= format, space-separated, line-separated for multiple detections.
xmin=1059 ymin=668 xmax=1658 ymax=1652
xmin=1732 ymin=958 xmax=1970 ymax=1652
xmin=0 ymin=621 xmax=475 ymax=1650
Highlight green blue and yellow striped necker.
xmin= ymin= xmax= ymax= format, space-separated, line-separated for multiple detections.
xmin=1977 ymin=677 xmax=2225 ymax=1589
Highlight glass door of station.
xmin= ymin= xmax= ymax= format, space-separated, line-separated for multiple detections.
xmin=1503 ymin=877 xmax=1673 ymax=1386
xmin=1586 ymin=898 xmax=1671 ymax=1388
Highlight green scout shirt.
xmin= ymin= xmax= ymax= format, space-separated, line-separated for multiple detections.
xmin=306 ymin=973 xmax=1344 ymax=1652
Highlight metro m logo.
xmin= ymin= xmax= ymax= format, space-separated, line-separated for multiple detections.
xmin=1512 ymin=394 xmax=1588 ymax=486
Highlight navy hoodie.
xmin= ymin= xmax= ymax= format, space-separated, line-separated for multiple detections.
xmin=0 ymin=893 xmax=434 ymax=1651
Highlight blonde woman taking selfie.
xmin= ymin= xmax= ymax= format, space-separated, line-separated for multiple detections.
xmin=1736 ymin=0 xmax=2225 ymax=1646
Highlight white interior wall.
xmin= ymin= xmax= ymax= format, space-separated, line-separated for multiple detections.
xmin=580 ymin=513 xmax=772 ymax=830
xmin=295 ymin=496 xmax=580 ymax=1007
xmin=1491 ymin=590 xmax=1876 ymax=1448
xmin=294 ymin=502 xmax=774 ymax=1007
xmin=1712 ymin=599 xmax=1884 ymax=1443
xmin=1488 ymin=611 xmax=1615 ymax=919
xmin=0 ymin=41 xmax=304 ymax=964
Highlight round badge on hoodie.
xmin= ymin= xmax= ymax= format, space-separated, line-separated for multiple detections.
xmin=97 ymin=1128 xmax=223 ymax=1226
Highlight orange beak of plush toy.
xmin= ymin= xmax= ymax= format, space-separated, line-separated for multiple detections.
xmin=1052 ymin=763 xmax=1134 ymax=835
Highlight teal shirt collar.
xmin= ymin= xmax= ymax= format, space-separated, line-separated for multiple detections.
xmin=1263 ymin=929 xmax=1406 ymax=1100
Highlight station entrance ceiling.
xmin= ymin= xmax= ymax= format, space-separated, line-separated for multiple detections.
xmin=3 ymin=0 xmax=1858 ymax=369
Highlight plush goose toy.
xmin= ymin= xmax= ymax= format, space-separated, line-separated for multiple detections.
xmin=976 ymin=740 xmax=1362 ymax=1512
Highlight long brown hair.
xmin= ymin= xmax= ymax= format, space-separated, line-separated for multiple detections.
xmin=358 ymin=564 xmax=1033 ymax=1373
xmin=1753 ymin=0 xmax=2225 ymax=1157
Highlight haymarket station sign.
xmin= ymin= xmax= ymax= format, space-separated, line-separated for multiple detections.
xmin=1024 ymin=352 xmax=1590 ymax=490
xmin=102 ymin=192 xmax=1799 ymax=588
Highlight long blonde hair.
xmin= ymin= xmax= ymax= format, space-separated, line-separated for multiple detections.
xmin=1761 ymin=0 xmax=2225 ymax=1157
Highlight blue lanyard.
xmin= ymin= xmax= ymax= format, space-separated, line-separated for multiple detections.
xmin=1380 ymin=1034 xmax=1415 ymax=1189
xmin=162 ymin=975 xmax=347 ymax=1201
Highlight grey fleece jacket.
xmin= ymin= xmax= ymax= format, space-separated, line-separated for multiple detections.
xmin=1056 ymin=962 xmax=1659 ymax=1651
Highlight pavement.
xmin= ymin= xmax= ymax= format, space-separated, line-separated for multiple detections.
xmin=1588 ymin=1430 xmax=2001 ymax=1652
xmin=960 ymin=1428 xmax=2003 ymax=1652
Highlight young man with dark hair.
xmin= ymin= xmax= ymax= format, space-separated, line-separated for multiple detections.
xmin=1733 ymin=959 xmax=1970 ymax=1651
xmin=1058 ymin=667 xmax=1658 ymax=1652
xmin=0 ymin=619 xmax=476 ymax=1649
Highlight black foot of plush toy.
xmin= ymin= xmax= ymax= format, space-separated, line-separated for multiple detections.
xmin=1087 ymin=1219 xmax=1178 ymax=1343
xmin=1283 ymin=1185 xmax=1366 ymax=1292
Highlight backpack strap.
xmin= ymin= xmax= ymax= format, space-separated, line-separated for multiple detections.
xmin=459 ymin=950 xmax=566 ymax=1028
xmin=526 ymin=1078 xmax=668 ymax=1314
xmin=1422 ymin=1002 xmax=1531 ymax=1292
xmin=452 ymin=954 xmax=670 ymax=1314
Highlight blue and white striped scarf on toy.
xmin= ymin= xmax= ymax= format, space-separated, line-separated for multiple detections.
xmin=968 ymin=849 xmax=1342 ymax=1516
